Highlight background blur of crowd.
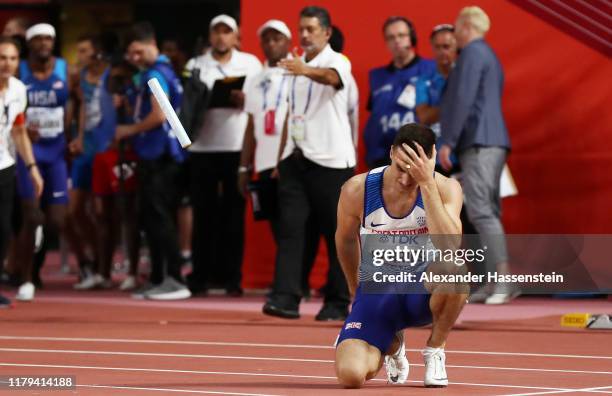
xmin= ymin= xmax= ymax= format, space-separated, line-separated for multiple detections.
xmin=0 ymin=0 xmax=608 ymax=318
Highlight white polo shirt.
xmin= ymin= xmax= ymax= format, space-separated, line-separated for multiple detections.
xmin=0 ymin=77 xmax=27 ymax=171
xmin=244 ymin=64 xmax=290 ymax=173
xmin=282 ymin=44 xmax=356 ymax=169
xmin=186 ymin=49 xmax=262 ymax=152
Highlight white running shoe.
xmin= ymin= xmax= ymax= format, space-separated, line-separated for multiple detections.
xmin=16 ymin=282 xmax=35 ymax=302
xmin=145 ymin=277 xmax=191 ymax=301
xmin=74 ymin=274 xmax=110 ymax=290
xmin=423 ymin=347 xmax=448 ymax=387
xmin=384 ymin=331 xmax=409 ymax=384
xmin=485 ymin=289 xmax=520 ymax=305
xmin=119 ymin=276 xmax=137 ymax=291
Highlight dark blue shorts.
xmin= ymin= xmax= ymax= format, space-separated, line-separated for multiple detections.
xmin=336 ymin=285 xmax=432 ymax=354
xmin=16 ymin=156 xmax=69 ymax=205
xmin=71 ymin=154 xmax=94 ymax=191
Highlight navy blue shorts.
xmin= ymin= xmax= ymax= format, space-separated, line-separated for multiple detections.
xmin=336 ymin=285 xmax=432 ymax=354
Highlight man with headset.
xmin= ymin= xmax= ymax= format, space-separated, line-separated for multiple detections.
xmin=364 ymin=16 xmax=436 ymax=168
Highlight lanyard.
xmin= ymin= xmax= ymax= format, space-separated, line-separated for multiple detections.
xmin=216 ymin=65 xmax=227 ymax=78
xmin=262 ymin=75 xmax=287 ymax=111
xmin=290 ymin=76 xmax=313 ymax=116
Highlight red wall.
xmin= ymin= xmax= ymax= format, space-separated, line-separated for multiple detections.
xmin=239 ymin=0 xmax=612 ymax=288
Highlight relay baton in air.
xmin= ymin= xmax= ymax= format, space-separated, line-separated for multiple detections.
xmin=147 ymin=77 xmax=191 ymax=148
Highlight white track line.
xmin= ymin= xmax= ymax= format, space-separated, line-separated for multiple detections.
xmin=0 ymin=362 xmax=592 ymax=393
xmin=1 ymin=335 xmax=610 ymax=360
xmin=1 ymin=347 xmax=611 ymax=376
xmin=498 ymin=385 xmax=612 ymax=396
xmin=0 ymin=381 xmax=280 ymax=396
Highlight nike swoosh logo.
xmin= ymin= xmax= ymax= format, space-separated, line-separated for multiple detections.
xmin=370 ymin=222 xmax=386 ymax=227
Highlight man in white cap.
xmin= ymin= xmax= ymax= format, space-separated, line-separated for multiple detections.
xmin=185 ymin=14 xmax=261 ymax=296
xmin=237 ymin=19 xmax=291 ymax=253
xmin=13 ymin=23 xmax=72 ymax=302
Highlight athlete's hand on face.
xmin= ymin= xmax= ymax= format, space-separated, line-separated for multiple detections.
xmin=69 ymin=137 xmax=83 ymax=155
xmin=29 ymin=166 xmax=44 ymax=198
xmin=438 ymin=144 xmax=453 ymax=172
xmin=398 ymin=142 xmax=436 ymax=186
xmin=278 ymin=48 xmax=307 ymax=76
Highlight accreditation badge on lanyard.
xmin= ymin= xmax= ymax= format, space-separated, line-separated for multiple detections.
xmin=263 ymin=75 xmax=287 ymax=136
xmin=290 ymin=76 xmax=313 ymax=143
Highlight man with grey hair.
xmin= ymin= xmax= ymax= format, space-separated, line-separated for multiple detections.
xmin=439 ymin=6 xmax=513 ymax=304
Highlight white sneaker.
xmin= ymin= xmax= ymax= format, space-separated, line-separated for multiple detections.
xmin=119 ymin=276 xmax=137 ymax=291
xmin=16 ymin=282 xmax=35 ymax=302
xmin=485 ymin=287 xmax=520 ymax=305
xmin=145 ymin=277 xmax=191 ymax=301
xmin=74 ymin=274 xmax=109 ymax=290
xmin=74 ymin=275 xmax=98 ymax=290
xmin=384 ymin=331 xmax=409 ymax=384
xmin=423 ymin=347 xmax=448 ymax=387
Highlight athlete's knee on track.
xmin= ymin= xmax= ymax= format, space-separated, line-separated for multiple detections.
xmin=336 ymin=362 xmax=367 ymax=389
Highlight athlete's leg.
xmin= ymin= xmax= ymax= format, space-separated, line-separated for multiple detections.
xmin=65 ymin=188 xmax=96 ymax=265
xmin=335 ymin=339 xmax=382 ymax=388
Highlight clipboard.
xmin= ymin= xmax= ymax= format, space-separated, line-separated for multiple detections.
xmin=208 ymin=76 xmax=246 ymax=108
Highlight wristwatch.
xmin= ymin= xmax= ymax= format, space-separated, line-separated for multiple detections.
xmin=238 ymin=165 xmax=251 ymax=174
xmin=26 ymin=162 xmax=37 ymax=170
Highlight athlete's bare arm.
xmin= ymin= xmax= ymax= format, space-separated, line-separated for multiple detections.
xmin=335 ymin=173 xmax=366 ymax=297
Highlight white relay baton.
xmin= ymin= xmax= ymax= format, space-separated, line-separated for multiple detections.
xmin=147 ymin=77 xmax=191 ymax=148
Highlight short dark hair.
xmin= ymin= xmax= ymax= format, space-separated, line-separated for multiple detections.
xmin=125 ymin=21 xmax=156 ymax=46
xmin=329 ymin=25 xmax=344 ymax=53
xmin=0 ymin=35 xmax=21 ymax=54
xmin=392 ymin=123 xmax=436 ymax=157
xmin=77 ymin=33 xmax=103 ymax=53
xmin=300 ymin=6 xmax=331 ymax=29
xmin=382 ymin=16 xmax=417 ymax=47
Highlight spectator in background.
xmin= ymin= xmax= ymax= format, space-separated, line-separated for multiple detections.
xmin=263 ymin=6 xmax=354 ymax=321
xmin=364 ymin=16 xmax=436 ymax=168
xmin=2 ymin=17 xmax=29 ymax=58
xmin=415 ymin=24 xmax=458 ymax=174
xmin=0 ymin=36 xmax=43 ymax=307
xmin=238 ymin=19 xmax=291 ymax=258
xmin=440 ymin=6 xmax=513 ymax=304
xmin=161 ymin=37 xmax=192 ymax=272
xmin=66 ymin=34 xmax=111 ymax=290
xmin=185 ymin=15 xmax=261 ymax=296
xmin=115 ymin=21 xmax=190 ymax=300
xmin=14 ymin=23 xmax=71 ymax=302
xmin=300 ymin=24 xmax=359 ymax=300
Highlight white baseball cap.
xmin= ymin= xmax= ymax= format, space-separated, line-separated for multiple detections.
xmin=257 ymin=19 xmax=292 ymax=40
xmin=26 ymin=23 xmax=56 ymax=41
xmin=210 ymin=14 xmax=238 ymax=32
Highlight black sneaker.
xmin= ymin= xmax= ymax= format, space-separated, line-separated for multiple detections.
xmin=315 ymin=304 xmax=348 ymax=321
xmin=0 ymin=293 xmax=12 ymax=308
xmin=262 ymin=298 xmax=300 ymax=319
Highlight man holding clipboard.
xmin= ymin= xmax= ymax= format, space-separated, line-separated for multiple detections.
xmin=185 ymin=15 xmax=262 ymax=296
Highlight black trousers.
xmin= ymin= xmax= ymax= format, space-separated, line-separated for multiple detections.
xmin=190 ymin=152 xmax=245 ymax=291
xmin=137 ymin=157 xmax=182 ymax=284
xmin=272 ymin=152 xmax=353 ymax=307
xmin=0 ymin=166 xmax=15 ymax=269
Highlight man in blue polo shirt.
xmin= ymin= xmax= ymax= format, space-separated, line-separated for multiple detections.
xmin=364 ymin=16 xmax=436 ymax=168
xmin=115 ymin=22 xmax=190 ymax=301
xmin=415 ymin=24 xmax=458 ymax=174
